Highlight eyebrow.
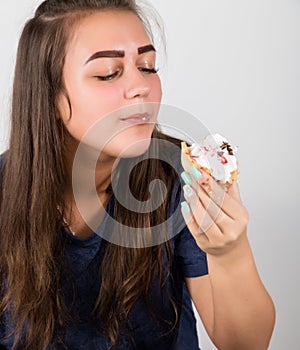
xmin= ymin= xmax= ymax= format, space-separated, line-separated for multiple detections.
xmin=138 ymin=44 xmax=156 ymax=55
xmin=84 ymin=44 xmax=156 ymax=65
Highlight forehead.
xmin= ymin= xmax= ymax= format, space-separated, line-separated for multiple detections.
xmin=66 ymin=10 xmax=152 ymax=60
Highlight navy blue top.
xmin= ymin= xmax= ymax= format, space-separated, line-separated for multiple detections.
xmin=0 ymin=150 xmax=208 ymax=349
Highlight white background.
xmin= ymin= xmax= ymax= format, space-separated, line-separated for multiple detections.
xmin=0 ymin=1 xmax=299 ymax=349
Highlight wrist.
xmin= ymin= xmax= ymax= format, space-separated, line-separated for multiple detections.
xmin=206 ymin=232 xmax=255 ymax=270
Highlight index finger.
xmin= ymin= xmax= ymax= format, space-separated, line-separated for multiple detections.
xmin=191 ymin=171 xmax=245 ymax=221
xmin=226 ymin=181 xmax=243 ymax=204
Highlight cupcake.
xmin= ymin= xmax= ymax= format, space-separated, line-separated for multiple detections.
xmin=181 ymin=133 xmax=239 ymax=187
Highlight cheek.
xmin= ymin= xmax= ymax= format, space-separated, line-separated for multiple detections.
xmin=58 ymin=73 xmax=162 ymax=152
xmin=60 ymin=85 xmax=122 ymax=140
xmin=72 ymin=84 xmax=121 ymax=117
xmin=149 ymin=76 xmax=162 ymax=102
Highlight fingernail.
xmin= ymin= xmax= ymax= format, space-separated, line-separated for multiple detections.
xmin=181 ymin=201 xmax=190 ymax=214
xmin=183 ymin=184 xmax=194 ymax=198
xmin=190 ymin=166 xmax=202 ymax=180
xmin=181 ymin=171 xmax=192 ymax=185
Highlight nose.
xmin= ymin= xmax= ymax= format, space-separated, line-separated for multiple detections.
xmin=123 ymin=69 xmax=151 ymax=100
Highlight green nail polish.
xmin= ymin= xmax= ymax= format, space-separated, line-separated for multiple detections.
xmin=190 ymin=166 xmax=202 ymax=180
xmin=181 ymin=201 xmax=190 ymax=214
xmin=181 ymin=171 xmax=192 ymax=185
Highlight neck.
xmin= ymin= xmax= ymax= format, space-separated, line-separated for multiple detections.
xmin=60 ymin=137 xmax=118 ymax=237
xmin=63 ymin=136 xmax=118 ymax=205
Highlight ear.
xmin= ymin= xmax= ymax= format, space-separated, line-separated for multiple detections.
xmin=56 ymin=90 xmax=71 ymax=121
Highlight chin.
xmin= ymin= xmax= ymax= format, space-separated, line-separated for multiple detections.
xmin=117 ymin=138 xmax=152 ymax=158
xmin=104 ymin=125 xmax=155 ymax=158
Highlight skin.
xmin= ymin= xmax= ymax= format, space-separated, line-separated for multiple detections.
xmin=57 ymin=9 xmax=275 ymax=349
xmin=59 ymin=11 xmax=162 ymax=156
xmin=181 ymin=171 xmax=276 ymax=349
xmin=57 ymin=10 xmax=162 ymax=236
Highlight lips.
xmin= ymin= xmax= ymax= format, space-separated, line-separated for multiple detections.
xmin=120 ymin=112 xmax=151 ymax=124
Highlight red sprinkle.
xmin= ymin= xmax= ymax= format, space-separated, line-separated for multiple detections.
xmin=221 ymin=156 xmax=228 ymax=165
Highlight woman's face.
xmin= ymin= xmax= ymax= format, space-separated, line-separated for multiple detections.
xmin=58 ymin=10 xmax=162 ymax=158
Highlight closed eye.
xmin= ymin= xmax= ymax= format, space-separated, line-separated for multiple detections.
xmin=95 ymin=71 xmax=120 ymax=81
xmin=95 ymin=67 xmax=158 ymax=81
xmin=138 ymin=67 xmax=159 ymax=74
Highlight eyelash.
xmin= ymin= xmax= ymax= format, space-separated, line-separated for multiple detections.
xmin=95 ymin=67 xmax=159 ymax=81
xmin=139 ymin=67 xmax=159 ymax=74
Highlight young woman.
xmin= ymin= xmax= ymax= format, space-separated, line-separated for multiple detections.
xmin=0 ymin=0 xmax=275 ymax=349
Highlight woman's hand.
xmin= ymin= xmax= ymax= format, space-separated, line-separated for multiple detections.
xmin=180 ymin=165 xmax=249 ymax=256
xmin=181 ymin=165 xmax=276 ymax=349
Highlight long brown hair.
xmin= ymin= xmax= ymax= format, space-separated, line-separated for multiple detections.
xmin=0 ymin=1 xmax=181 ymax=349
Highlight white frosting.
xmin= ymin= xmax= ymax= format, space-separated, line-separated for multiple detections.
xmin=189 ymin=133 xmax=238 ymax=183
xmin=189 ymin=144 xmax=211 ymax=169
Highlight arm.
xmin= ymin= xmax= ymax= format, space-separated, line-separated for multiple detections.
xmin=181 ymin=173 xmax=275 ymax=349
xmin=185 ymin=236 xmax=275 ymax=349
